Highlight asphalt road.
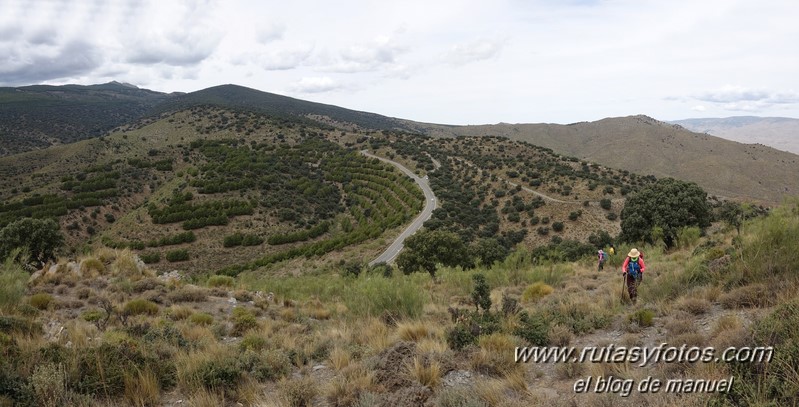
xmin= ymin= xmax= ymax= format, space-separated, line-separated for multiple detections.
xmin=361 ymin=150 xmax=438 ymax=265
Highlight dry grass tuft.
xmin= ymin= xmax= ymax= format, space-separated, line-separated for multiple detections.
xmin=720 ymin=284 xmax=772 ymax=309
xmin=472 ymin=333 xmax=519 ymax=377
xmin=407 ymin=356 xmax=442 ymax=388
xmin=123 ymin=368 xmax=160 ymax=407
xmin=547 ymin=324 xmax=573 ymax=346
xmin=329 ymin=346 xmax=351 ymax=371
xmin=677 ymin=296 xmax=711 ymax=315
xmin=167 ymin=305 xmax=194 ymax=320
xmin=397 ymin=321 xmax=438 ymax=342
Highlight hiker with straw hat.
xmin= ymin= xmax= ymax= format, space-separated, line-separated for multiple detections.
xmin=622 ymin=248 xmax=646 ymax=304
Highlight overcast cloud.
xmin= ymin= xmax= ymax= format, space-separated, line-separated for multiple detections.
xmin=1 ymin=0 xmax=797 ymax=124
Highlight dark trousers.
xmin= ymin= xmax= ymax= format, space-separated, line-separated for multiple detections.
xmin=626 ymin=273 xmax=640 ymax=301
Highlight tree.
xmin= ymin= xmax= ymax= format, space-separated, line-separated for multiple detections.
xmin=619 ymin=178 xmax=711 ymax=248
xmin=469 ymin=238 xmax=509 ymax=267
xmin=396 ymin=229 xmax=472 ymax=278
xmin=471 ymin=273 xmax=491 ymax=313
xmin=718 ymin=201 xmax=745 ymax=235
xmin=0 ymin=218 xmax=64 ymax=268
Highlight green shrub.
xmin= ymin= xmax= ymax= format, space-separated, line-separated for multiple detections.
xmin=676 ymin=226 xmax=701 ymax=248
xmin=0 ymin=315 xmax=42 ymax=336
xmin=189 ymin=313 xmax=214 ymax=326
xmin=522 ymin=282 xmax=553 ymax=303
xmin=515 ymin=311 xmax=549 ymax=346
xmin=30 ymin=293 xmax=55 ymax=310
xmin=446 ymin=325 xmax=475 ymax=351
xmin=231 ymin=307 xmax=258 ymax=336
xmin=196 ymin=354 xmax=242 ymax=393
xmin=165 ymin=249 xmax=189 ymax=262
xmin=628 ymin=309 xmax=654 ymax=327
xmin=207 ymin=275 xmax=235 ymax=288
xmin=139 ymin=252 xmax=161 ymax=264
xmin=74 ymin=342 xmax=176 ymax=396
xmin=123 ymin=299 xmax=159 ymax=316
xmin=0 ymin=253 xmax=28 ymax=311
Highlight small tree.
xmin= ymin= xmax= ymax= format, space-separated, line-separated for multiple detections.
xmin=472 ymin=273 xmax=491 ymax=313
xmin=396 ymin=229 xmax=472 ymax=278
xmin=0 ymin=218 xmax=64 ymax=268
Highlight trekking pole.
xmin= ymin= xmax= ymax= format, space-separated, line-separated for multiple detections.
xmin=620 ymin=273 xmax=626 ymax=303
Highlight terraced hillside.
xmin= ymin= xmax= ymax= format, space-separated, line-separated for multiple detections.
xmin=0 ymin=107 xmax=423 ymax=275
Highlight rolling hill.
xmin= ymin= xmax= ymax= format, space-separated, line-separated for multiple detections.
xmin=670 ymin=116 xmax=799 ymax=155
xmin=411 ymin=115 xmax=799 ymax=205
xmin=3 ymin=83 xmax=799 ymax=206
xmin=0 ymin=82 xmax=170 ymax=156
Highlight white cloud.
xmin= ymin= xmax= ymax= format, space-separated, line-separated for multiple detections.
xmin=256 ymin=22 xmax=286 ymax=44
xmin=692 ymin=85 xmax=799 ymax=113
xmin=691 ymin=105 xmax=707 ymax=112
xmin=443 ymin=38 xmax=503 ymax=65
xmin=324 ymin=36 xmax=407 ymax=73
xmin=291 ymin=76 xmax=343 ymax=93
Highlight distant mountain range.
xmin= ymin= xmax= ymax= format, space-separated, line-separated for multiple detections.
xmin=669 ymin=116 xmax=799 ymax=155
xmin=2 ymin=82 xmax=799 ymax=204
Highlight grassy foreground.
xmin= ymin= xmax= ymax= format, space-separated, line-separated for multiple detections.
xmin=1 ymin=200 xmax=799 ymax=406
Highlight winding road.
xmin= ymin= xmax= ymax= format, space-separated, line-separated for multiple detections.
xmin=361 ymin=150 xmax=438 ymax=265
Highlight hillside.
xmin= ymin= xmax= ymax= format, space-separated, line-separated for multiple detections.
xmin=0 ymin=106 xmax=642 ymax=277
xmin=0 ymin=82 xmax=170 ymax=156
xmin=411 ymin=115 xmax=799 ymax=205
xmin=670 ymin=116 xmax=799 ymax=155
xmin=4 ymin=82 xmax=798 ymax=206
xmin=152 ymin=84 xmax=416 ymax=132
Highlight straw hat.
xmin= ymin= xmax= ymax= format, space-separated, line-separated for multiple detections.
xmin=627 ymin=248 xmax=640 ymax=258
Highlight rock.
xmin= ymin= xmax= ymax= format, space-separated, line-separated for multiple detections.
xmin=228 ymin=297 xmax=237 ymax=305
xmin=443 ymin=370 xmax=474 ymax=387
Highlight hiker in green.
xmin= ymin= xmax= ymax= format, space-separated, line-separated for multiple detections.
xmin=621 ymin=248 xmax=645 ymax=303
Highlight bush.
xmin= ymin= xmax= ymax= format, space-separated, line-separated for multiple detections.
xmin=522 ymin=282 xmax=553 ymax=303
xmin=139 ymin=252 xmax=161 ymax=264
xmin=207 ymin=275 xmax=235 ymax=288
xmin=189 ymin=313 xmax=214 ymax=326
xmin=447 ymin=325 xmax=476 ymax=351
xmin=0 ymin=253 xmax=28 ymax=311
xmin=552 ymin=222 xmax=564 ymax=232
xmin=628 ymin=309 xmax=654 ymax=327
xmin=231 ymin=307 xmax=258 ymax=336
xmin=30 ymin=293 xmax=55 ymax=310
xmin=515 ymin=311 xmax=549 ymax=346
xmin=168 ymin=287 xmax=208 ymax=302
xmin=165 ymin=249 xmax=189 ymax=262
xmin=123 ymin=299 xmax=159 ymax=316
xmin=599 ymin=199 xmax=612 ymax=210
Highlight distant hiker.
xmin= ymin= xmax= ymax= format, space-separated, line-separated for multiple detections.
xmin=609 ymin=244 xmax=615 ymax=256
xmin=597 ymin=249 xmax=607 ymax=271
xmin=622 ymin=248 xmax=645 ymax=304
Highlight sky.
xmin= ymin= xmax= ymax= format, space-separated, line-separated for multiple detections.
xmin=1 ymin=0 xmax=798 ymax=125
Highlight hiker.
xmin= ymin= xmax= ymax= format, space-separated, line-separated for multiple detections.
xmin=608 ymin=244 xmax=615 ymax=256
xmin=597 ymin=249 xmax=607 ymax=271
xmin=622 ymin=248 xmax=645 ymax=303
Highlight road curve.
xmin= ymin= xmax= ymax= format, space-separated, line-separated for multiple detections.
xmin=361 ymin=150 xmax=437 ymax=266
